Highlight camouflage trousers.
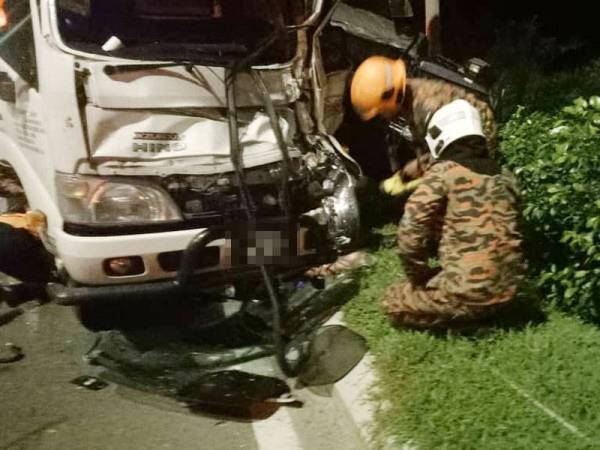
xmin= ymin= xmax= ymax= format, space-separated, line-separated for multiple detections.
xmin=380 ymin=281 xmax=500 ymax=329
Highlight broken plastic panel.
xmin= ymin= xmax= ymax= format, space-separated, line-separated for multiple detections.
xmin=177 ymin=370 xmax=300 ymax=420
xmin=82 ymin=276 xmax=365 ymax=419
xmin=298 ymin=325 xmax=366 ymax=386
xmin=330 ymin=2 xmax=415 ymax=52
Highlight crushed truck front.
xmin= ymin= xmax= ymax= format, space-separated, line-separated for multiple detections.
xmin=0 ymin=0 xmax=359 ymax=294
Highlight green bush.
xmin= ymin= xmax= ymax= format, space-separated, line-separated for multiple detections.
xmin=500 ymin=97 xmax=600 ymax=321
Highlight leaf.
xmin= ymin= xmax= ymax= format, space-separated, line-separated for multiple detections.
xmin=565 ymin=287 xmax=577 ymax=299
xmin=586 ymin=217 xmax=600 ymax=230
xmin=563 ymin=106 xmax=580 ymax=116
xmin=500 ymin=95 xmax=600 ymax=321
xmin=574 ymin=97 xmax=589 ymax=109
xmin=590 ymin=96 xmax=600 ymax=111
xmin=560 ymin=232 xmax=573 ymax=244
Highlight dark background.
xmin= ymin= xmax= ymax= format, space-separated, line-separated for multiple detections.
xmin=345 ymin=0 xmax=598 ymax=64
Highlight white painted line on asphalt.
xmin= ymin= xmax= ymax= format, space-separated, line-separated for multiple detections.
xmin=252 ymin=407 xmax=304 ymax=450
xmin=229 ymin=357 xmax=304 ymax=449
xmin=491 ymin=368 xmax=591 ymax=442
xmin=328 ymin=312 xmax=379 ymax=449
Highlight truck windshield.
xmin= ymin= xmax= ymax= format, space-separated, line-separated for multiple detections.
xmin=55 ymin=0 xmax=305 ymax=64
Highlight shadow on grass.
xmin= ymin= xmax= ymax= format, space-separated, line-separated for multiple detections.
xmin=422 ymin=294 xmax=548 ymax=340
xmin=356 ymin=180 xmax=409 ymax=251
xmin=376 ymin=280 xmax=548 ymax=341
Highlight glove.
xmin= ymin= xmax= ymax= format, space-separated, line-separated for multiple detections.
xmin=379 ymin=172 xmax=422 ymax=196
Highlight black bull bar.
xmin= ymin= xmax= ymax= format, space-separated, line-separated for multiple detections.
xmin=47 ymin=226 xmax=325 ymax=306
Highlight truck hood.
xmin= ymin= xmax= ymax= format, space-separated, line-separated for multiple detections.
xmin=80 ymin=62 xmax=300 ymax=176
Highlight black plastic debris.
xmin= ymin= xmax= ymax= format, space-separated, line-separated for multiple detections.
xmin=71 ymin=375 xmax=109 ymax=391
xmin=330 ymin=2 xmax=415 ymax=52
xmin=80 ymin=274 xmax=365 ymax=420
xmin=176 ymin=370 xmax=301 ymax=420
xmin=0 ymin=342 xmax=24 ymax=364
xmin=282 ymin=277 xmax=359 ymax=337
xmin=298 ymin=325 xmax=367 ymax=387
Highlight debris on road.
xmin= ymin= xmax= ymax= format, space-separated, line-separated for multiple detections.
xmin=70 ymin=375 xmax=109 ymax=391
xmin=0 ymin=342 xmax=24 ymax=364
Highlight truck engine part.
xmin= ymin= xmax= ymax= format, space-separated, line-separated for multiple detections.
xmin=301 ymin=137 xmax=360 ymax=252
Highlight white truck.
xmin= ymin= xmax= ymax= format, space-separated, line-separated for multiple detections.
xmin=0 ymin=0 xmax=362 ymax=304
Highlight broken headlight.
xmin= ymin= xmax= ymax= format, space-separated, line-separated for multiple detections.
xmin=56 ymin=174 xmax=182 ymax=225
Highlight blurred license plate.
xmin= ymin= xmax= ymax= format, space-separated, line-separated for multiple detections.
xmin=227 ymin=221 xmax=298 ymax=266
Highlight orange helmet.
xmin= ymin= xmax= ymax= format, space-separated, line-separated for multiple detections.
xmin=350 ymin=56 xmax=407 ymax=121
xmin=0 ymin=0 xmax=7 ymax=29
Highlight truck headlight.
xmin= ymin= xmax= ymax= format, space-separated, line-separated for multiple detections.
xmin=56 ymin=174 xmax=182 ymax=225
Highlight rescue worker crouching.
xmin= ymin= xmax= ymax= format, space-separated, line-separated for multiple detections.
xmin=379 ymin=100 xmax=524 ymax=328
xmin=350 ymin=56 xmax=497 ymax=196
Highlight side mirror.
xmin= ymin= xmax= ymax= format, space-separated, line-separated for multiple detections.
xmin=0 ymin=72 xmax=16 ymax=103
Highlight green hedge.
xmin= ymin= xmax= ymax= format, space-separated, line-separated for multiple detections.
xmin=500 ymin=97 xmax=600 ymax=321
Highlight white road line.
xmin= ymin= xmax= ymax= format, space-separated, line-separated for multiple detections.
xmin=230 ymin=358 xmax=304 ymax=450
xmin=490 ymin=368 xmax=590 ymax=441
xmin=251 ymin=407 xmax=304 ymax=450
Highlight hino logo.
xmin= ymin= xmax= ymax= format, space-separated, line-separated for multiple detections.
xmin=132 ymin=142 xmax=188 ymax=153
xmin=132 ymin=131 xmax=187 ymax=153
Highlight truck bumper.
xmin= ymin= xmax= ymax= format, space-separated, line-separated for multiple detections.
xmin=55 ymin=227 xmax=216 ymax=285
xmin=50 ymin=226 xmax=321 ymax=304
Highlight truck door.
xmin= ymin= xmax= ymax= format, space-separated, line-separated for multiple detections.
xmin=0 ymin=0 xmax=51 ymax=189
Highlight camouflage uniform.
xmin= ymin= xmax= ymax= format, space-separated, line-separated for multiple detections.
xmin=381 ymin=160 xmax=524 ymax=328
xmin=398 ymin=78 xmax=497 ymax=179
xmin=407 ymin=78 xmax=497 ymax=151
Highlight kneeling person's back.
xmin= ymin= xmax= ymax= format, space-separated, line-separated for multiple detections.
xmin=399 ymin=156 xmax=523 ymax=306
xmin=383 ymin=99 xmax=524 ymax=328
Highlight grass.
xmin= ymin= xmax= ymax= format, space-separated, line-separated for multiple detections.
xmin=343 ymin=230 xmax=600 ymax=450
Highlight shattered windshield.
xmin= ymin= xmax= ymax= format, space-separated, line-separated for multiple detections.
xmin=55 ymin=0 xmax=306 ymax=64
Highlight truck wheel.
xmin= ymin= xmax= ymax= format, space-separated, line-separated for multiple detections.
xmin=76 ymin=296 xmax=188 ymax=331
xmin=75 ymin=301 xmax=123 ymax=331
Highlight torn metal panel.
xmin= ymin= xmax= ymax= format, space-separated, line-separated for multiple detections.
xmin=330 ymin=2 xmax=414 ymax=51
xmin=323 ymin=70 xmax=351 ymax=135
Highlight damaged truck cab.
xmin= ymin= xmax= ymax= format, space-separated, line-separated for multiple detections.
xmin=0 ymin=0 xmax=360 ymax=300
